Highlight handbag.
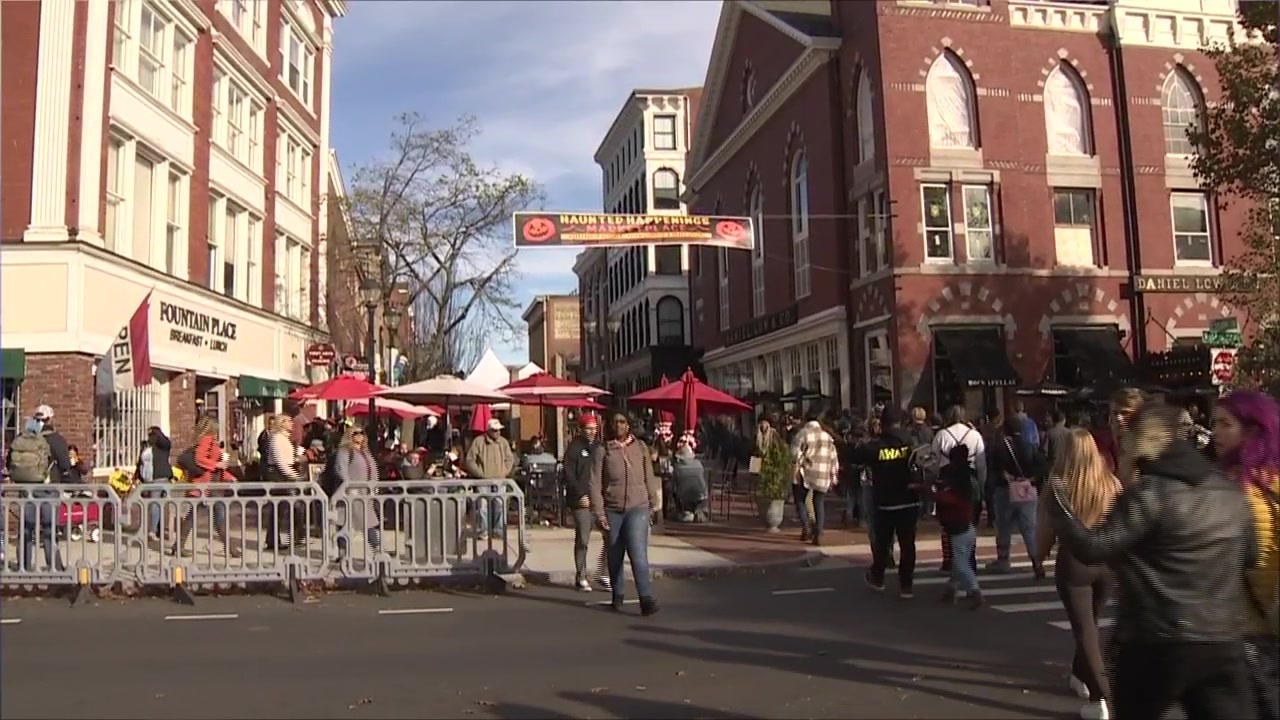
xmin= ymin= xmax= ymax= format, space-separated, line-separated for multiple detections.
xmin=1004 ymin=438 xmax=1038 ymax=505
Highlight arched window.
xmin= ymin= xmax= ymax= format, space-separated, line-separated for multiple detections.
xmin=1161 ymin=68 xmax=1203 ymax=156
xmin=656 ymin=296 xmax=685 ymax=345
xmin=925 ymin=52 xmax=977 ymax=149
xmin=653 ymin=168 xmax=680 ymax=210
xmin=790 ymin=151 xmax=811 ymax=298
xmin=856 ymin=69 xmax=876 ymax=162
xmin=1044 ymin=64 xmax=1091 ymax=155
xmin=749 ymin=185 xmax=766 ymax=317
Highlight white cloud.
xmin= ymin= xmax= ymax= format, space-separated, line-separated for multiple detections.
xmin=334 ymin=0 xmax=719 ymax=364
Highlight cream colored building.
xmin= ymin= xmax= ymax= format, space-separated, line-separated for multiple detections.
xmin=0 ymin=0 xmax=345 ymax=468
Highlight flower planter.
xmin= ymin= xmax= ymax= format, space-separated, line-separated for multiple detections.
xmin=757 ymin=497 xmax=785 ymax=532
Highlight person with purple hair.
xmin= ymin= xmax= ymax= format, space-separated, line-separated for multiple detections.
xmin=1214 ymin=389 xmax=1279 ymax=720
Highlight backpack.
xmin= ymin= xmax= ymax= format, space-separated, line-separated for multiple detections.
xmin=8 ymin=429 xmax=52 ymax=484
xmin=909 ymin=444 xmax=941 ymax=479
xmin=175 ymin=446 xmax=200 ymax=477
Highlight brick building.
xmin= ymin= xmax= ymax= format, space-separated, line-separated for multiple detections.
xmin=518 ymin=293 xmax=581 ymax=445
xmin=0 ymin=0 xmax=345 ymax=468
xmin=685 ymin=0 xmax=1251 ymax=418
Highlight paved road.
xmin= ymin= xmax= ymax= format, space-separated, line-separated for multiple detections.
xmin=2 ymin=561 xmax=1088 ymax=720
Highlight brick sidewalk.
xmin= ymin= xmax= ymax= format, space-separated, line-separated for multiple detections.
xmin=661 ymin=491 xmax=995 ymax=563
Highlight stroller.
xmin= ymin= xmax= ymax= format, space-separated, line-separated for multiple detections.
xmin=55 ymin=490 xmax=102 ymax=542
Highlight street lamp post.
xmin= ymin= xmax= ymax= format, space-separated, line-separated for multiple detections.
xmin=583 ymin=318 xmax=622 ymax=401
xmin=355 ymin=244 xmax=382 ymax=434
xmin=383 ymin=303 xmax=403 ymax=386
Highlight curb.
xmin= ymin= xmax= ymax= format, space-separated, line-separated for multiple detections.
xmin=520 ymin=549 xmax=825 ymax=588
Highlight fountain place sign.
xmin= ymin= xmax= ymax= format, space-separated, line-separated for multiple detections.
xmin=159 ymin=301 xmax=238 ymax=352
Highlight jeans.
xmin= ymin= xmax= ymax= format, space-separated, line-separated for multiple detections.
xmin=1245 ymin=634 xmax=1279 ymax=720
xmin=22 ymin=489 xmax=64 ymax=571
xmin=792 ymin=485 xmax=825 ymax=536
xmin=605 ymin=506 xmax=653 ymax=600
xmin=473 ymin=493 xmax=506 ymax=538
xmin=1112 ymin=640 xmax=1252 ymax=720
xmin=571 ymin=507 xmax=595 ymax=583
xmin=869 ymin=506 xmax=919 ymax=588
xmin=992 ymin=485 xmax=1037 ymax=563
xmin=141 ymin=482 xmax=167 ymax=536
xmin=948 ymin=527 xmax=979 ymax=593
xmin=843 ymin=481 xmax=858 ymax=521
xmin=178 ymin=501 xmax=230 ymax=548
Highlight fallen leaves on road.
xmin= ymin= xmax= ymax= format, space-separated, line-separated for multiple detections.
xmin=347 ymin=698 xmax=373 ymax=710
xmin=675 ymin=670 xmax=687 ymax=677
xmin=476 ymin=700 xmax=496 ymax=707
xmin=589 ymin=687 xmax=608 ymax=694
xmin=634 ymin=685 xmax=647 ymax=692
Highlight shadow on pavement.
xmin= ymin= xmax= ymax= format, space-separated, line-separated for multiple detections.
xmin=625 ymin=625 xmax=1064 ymax=718
xmin=487 ymin=692 xmax=754 ymax=720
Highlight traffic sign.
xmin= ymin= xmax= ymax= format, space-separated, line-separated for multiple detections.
xmin=1210 ymin=347 xmax=1237 ymax=386
xmin=1201 ymin=330 xmax=1242 ymax=348
xmin=1209 ymin=317 xmax=1238 ymax=333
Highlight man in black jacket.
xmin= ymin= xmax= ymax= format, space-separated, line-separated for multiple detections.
xmin=1048 ymin=402 xmax=1255 ymax=720
xmin=851 ymin=406 xmax=921 ymax=599
xmin=563 ymin=413 xmax=602 ymax=591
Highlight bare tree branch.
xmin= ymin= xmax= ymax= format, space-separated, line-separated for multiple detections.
xmin=342 ymin=114 xmax=544 ymax=380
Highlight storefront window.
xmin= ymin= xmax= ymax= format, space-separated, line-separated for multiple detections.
xmin=788 ymin=348 xmax=802 ymax=390
xmin=824 ymin=337 xmax=841 ymax=407
xmin=2 ymin=379 xmax=20 ymax=451
xmin=933 ymin=329 xmax=1000 ymax=419
xmin=865 ymin=331 xmax=893 ymax=407
xmin=805 ymin=343 xmax=821 ymax=390
xmin=769 ymin=352 xmax=783 ymax=392
xmin=94 ymin=379 xmax=163 ymax=471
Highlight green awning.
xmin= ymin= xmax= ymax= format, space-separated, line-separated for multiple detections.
xmin=238 ymin=375 xmax=289 ymax=399
xmin=1 ymin=348 xmax=26 ymax=380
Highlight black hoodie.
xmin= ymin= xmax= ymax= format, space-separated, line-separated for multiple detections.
xmin=851 ymin=427 xmax=919 ymax=510
xmin=562 ymin=434 xmax=596 ymax=502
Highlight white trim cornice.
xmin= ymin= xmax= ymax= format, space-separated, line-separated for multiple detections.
xmin=212 ymin=33 xmax=275 ymax=104
xmin=168 ymin=0 xmax=212 ymax=34
xmin=276 ymin=93 xmax=321 ymax=146
xmin=686 ymin=2 xmax=740 ymax=178
xmin=321 ymin=0 xmax=348 ymax=18
xmin=687 ymin=47 xmax=835 ymax=192
xmin=593 ymin=97 xmax=644 ymax=164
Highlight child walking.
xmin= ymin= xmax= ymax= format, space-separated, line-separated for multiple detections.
xmin=933 ymin=444 xmax=983 ymax=608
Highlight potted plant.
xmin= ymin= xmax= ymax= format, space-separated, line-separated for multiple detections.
xmin=754 ymin=440 xmax=792 ymax=532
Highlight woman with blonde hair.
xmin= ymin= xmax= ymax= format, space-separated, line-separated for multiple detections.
xmin=1048 ymin=402 xmax=1254 ymax=720
xmin=262 ymin=413 xmax=303 ymax=551
xmin=172 ymin=415 xmax=239 ymax=557
xmin=332 ymin=424 xmax=382 ymax=559
xmin=1035 ymin=428 xmax=1121 ymax=720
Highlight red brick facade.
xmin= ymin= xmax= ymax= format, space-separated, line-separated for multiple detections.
xmin=687 ymin=0 xmax=1252 ymax=413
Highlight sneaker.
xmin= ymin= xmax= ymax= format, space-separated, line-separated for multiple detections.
xmin=864 ymin=569 xmax=885 ymax=592
xmin=1079 ymin=700 xmax=1109 ymax=720
xmin=899 ymin=588 xmax=914 ymax=600
xmin=937 ymin=563 xmax=951 ymax=575
xmin=811 ymin=534 xmax=822 ymax=547
xmin=596 ymin=575 xmax=612 ymax=591
xmin=1069 ymin=676 xmax=1090 ymax=699
xmin=800 ymin=528 xmax=811 ymax=543
xmin=985 ymin=559 xmax=1012 ymax=574
xmin=885 ymin=557 xmax=897 ymax=570
xmin=609 ymin=597 xmax=624 ymax=613
xmin=965 ymin=591 xmax=985 ymax=610
xmin=576 ymin=579 xmax=592 ymax=592
xmin=1033 ymin=563 xmax=1047 ymax=581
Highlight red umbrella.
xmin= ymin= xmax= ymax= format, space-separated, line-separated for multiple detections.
xmin=536 ymin=396 xmax=606 ymax=410
xmin=469 ymin=404 xmax=494 ymax=433
xmin=629 ymin=368 xmax=750 ymax=418
xmin=289 ymin=374 xmax=384 ymax=401
xmin=499 ymin=373 xmax=607 ymax=399
xmin=680 ymin=370 xmax=698 ymax=431
xmin=656 ymin=375 xmax=675 ymax=425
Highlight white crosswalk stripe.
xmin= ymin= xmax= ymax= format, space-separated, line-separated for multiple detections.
xmin=805 ymin=550 xmax=1114 ymax=631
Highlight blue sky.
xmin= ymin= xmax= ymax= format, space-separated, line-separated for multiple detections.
xmin=330 ymin=0 xmax=721 ymax=366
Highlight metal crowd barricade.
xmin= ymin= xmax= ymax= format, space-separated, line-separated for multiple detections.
xmin=329 ymin=478 xmax=527 ymax=586
xmin=118 ymin=481 xmax=329 ymax=603
xmin=1 ymin=483 xmax=123 ymax=603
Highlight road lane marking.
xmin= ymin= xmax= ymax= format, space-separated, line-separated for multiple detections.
xmin=0 ymin=618 xmax=21 ymax=625
xmin=972 ymin=584 xmax=1058 ymax=597
xmin=164 ymin=613 xmax=239 ymax=621
xmin=914 ymin=571 xmax=1051 ymax=586
xmin=588 ymin=599 xmax=639 ymax=606
xmin=1051 ymin=617 xmax=1114 ymax=630
xmin=994 ymin=600 xmax=1064 ymax=613
xmin=771 ymin=587 xmax=835 ymax=596
xmin=377 ymin=608 xmax=454 ymax=616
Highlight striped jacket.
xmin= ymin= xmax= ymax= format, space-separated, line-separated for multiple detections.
xmin=791 ymin=421 xmax=839 ymax=492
